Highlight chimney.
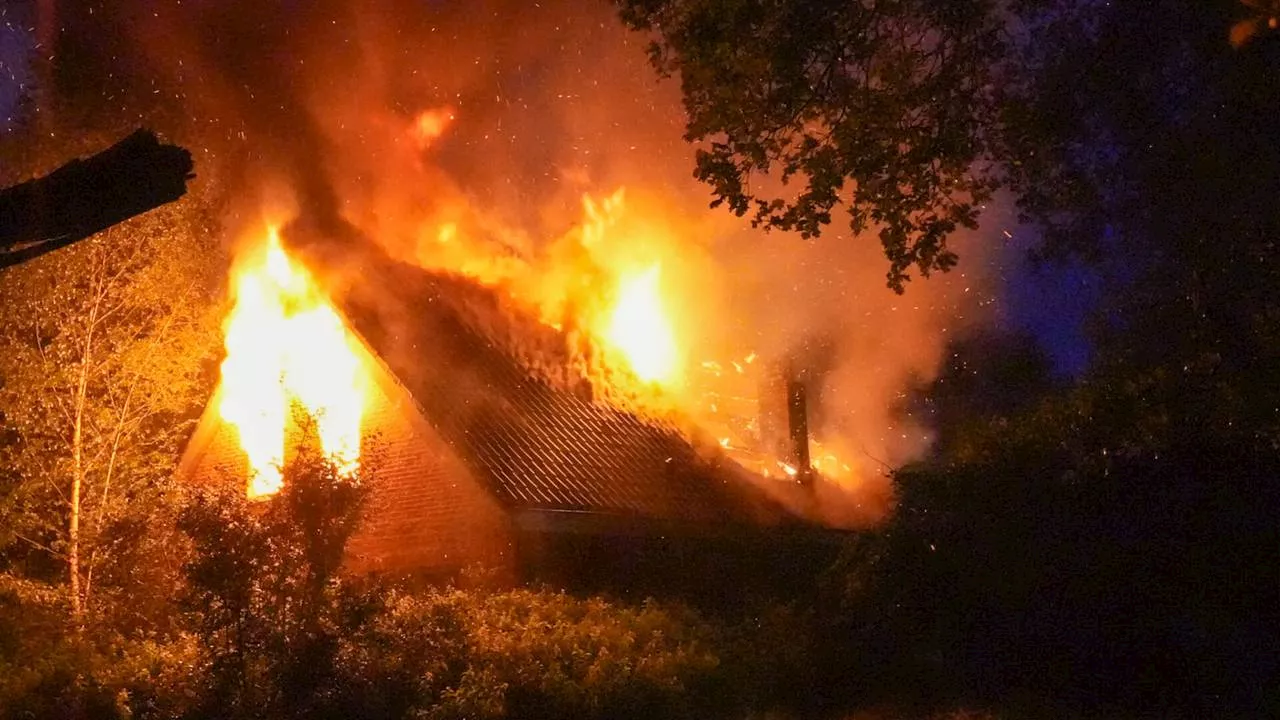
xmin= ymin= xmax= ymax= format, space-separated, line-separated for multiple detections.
xmin=758 ymin=358 xmax=814 ymax=485
xmin=786 ymin=375 xmax=813 ymax=486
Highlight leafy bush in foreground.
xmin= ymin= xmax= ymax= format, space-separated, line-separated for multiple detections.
xmin=171 ymin=446 xmax=773 ymax=720
xmin=1 ymin=441 xmax=814 ymax=720
xmin=348 ymin=588 xmax=725 ymax=720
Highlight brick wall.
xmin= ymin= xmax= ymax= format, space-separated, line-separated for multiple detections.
xmin=348 ymin=357 xmax=514 ymax=579
xmin=183 ymin=350 xmax=515 ymax=582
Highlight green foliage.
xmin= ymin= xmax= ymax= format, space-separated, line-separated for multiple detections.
xmin=0 ymin=572 xmax=204 ymax=720
xmin=0 ymin=628 xmax=203 ymax=720
xmin=424 ymin=588 xmax=724 ymax=720
xmin=335 ymin=587 xmax=728 ymax=720
xmin=823 ymin=336 xmax=1280 ymax=712
xmin=177 ymin=444 xmax=371 ymax=720
xmin=0 ymin=193 xmax=222 ymax=618
xmin=172 ymin=443 xmax=780 ymax=720
xmin=617 ymin=0 xmax=1005 ymax=291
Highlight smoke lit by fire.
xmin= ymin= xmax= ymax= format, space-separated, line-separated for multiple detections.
xmin=219 ymin=226 xmax=367 ymax=497
xmin=412 ymin=107 xmax=456 ymax=149
xmin=98 ymin=0 xmax=1004 ymax=524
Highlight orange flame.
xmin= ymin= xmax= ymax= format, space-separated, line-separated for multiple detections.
xmin=605 ymin=264 xmax=678 ymax=384
xmin=219 ymin=226 xmax=367 ymax=497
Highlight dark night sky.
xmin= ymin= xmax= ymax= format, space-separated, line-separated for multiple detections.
xmin=0 ymin=15 xmax=30 ymax=132
xmin=1000 ymin=238 xmax=1098 ymax=377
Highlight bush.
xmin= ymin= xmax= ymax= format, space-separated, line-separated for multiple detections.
xmin=170 ymin=438 xmax=821 ymax=720
xmin=0 ymin=627 xmax=202 ymax=720
xmin=423 ymin=588 xmax=725 ymax=720
xmin=4 ymin=441 xmax=819 ymax=720
xmin=1 ymin=544 xmax=203 ymax=720
xmin=176 ymin=444 xmax=369 ymax=720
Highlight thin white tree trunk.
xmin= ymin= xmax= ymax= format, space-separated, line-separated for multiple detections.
xmin=83 ymin=384 xmax=135 ymax=609
xmin=68 ymin=285 xmax=101 ymax=620
xmin=69 ymin=363 xmax=85 ymax=618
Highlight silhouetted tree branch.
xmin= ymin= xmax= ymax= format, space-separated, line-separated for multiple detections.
xmin=0 ymin=129 xmax=194 ymax=269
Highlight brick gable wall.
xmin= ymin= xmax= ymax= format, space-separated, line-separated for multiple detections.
xmin=347 ymin=361 xmax=514 ymax=579
xmin=182 ymin=346 xmax=515 ymax=582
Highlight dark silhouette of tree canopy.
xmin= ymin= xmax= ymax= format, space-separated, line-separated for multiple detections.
xmin=617 ymin=0 xmax=1006 ymax=291
xmin=820 ymin=3 xmax=1280 ymax=712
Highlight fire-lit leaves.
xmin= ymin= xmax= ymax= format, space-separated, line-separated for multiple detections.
xmin=177 ymin=444 xmax=369 ymax=717
xmin=0 ymin=197 xmax=222 ymax=616
xmin=618 ymin=0 xmax=1005 ymax=292
xmin=176 ymin=448 xmax=784 ymax=720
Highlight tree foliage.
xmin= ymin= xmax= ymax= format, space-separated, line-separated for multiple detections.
xmin=177 ymin=442 xmax=372 ymax=720
xmin=826 ymin=6 xmax=1280 ymax=711
xmin=0 ymin=192 xmax=222 ymax=619
xmin=171 ymin=445 xmax=783 ymax=720
xmin=617 ymin=0 xmax=1006 ymax=291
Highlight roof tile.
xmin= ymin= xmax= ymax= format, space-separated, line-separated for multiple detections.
xmin=306 ymin=243 xmax=789 ymax=527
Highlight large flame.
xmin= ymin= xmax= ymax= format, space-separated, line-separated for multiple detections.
xmin=219 ymin=227 xmax=366 ymax=498
xmin=417 ymin=187 xmax=690 ymax=396
xmin=606 ymin=264 xmax=678 ymax=384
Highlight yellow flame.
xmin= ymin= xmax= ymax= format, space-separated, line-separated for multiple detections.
xmin=606 ymin=264 xmax=678 ymax=384
xmin=219 ymin=227 xmax=366 ymax=498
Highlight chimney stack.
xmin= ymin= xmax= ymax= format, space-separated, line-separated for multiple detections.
xmin=786 ymin=375 xmax=813 ymax=486
xmin=758 ymin=358 xmax=814 ymax=485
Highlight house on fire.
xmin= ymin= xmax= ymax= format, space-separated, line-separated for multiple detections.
xmin=178 ymin=240 xmax=835 ymax=601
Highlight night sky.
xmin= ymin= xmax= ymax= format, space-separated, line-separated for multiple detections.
xmin=0 ymin=14 xmax=30 ymax=132
xmin=1000 ymin=234 xmax=1098 ymax=377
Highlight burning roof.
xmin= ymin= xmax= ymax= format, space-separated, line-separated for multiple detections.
xmin=301 ymin=232 xmax=790 ymax=526
xmin=182 ymin=226 xmax=793 ymax=529
xmin=29 ymin=0 xmax=1002 ymax=534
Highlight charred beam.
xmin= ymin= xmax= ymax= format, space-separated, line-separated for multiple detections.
xmin=0 ymin=129 xmax=195 ymax=268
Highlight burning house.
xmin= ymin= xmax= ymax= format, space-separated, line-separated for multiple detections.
xmin=142 ymin=0 xmax=961 ymax=600
xmin=10 ymin=0 xmax=989 ymax=602
xmin=178 ymin=226 xmax=835 ymax=600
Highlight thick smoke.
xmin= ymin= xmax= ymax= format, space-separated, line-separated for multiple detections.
xmin=53 ymin=0 xmax=1005 ymax=526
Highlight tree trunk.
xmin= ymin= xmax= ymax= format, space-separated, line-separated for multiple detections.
xmin=69 ymin=357 xmax=87 ymax=619
xmin=69 ymin=421 xmax=82 ymax=618
xmin=68 ymin=295 xmax=97 ymax=621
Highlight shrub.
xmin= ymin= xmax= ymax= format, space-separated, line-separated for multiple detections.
xmin=336 ymin=587 xmax=729 ymax=720
xmin=176 ymin=444 xmax=369 ymax=720
xmin=172 ymin=442 xmax=819 ymax=720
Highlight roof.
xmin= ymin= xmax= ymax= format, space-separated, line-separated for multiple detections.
xmin=299 ymin=239 xmax=791 ymax=528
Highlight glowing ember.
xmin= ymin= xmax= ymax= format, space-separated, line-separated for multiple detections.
xmin=219 ymin=227 xmax=366 ymax=497
xmin=606 ymin=264 xmax=678 ymax=384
